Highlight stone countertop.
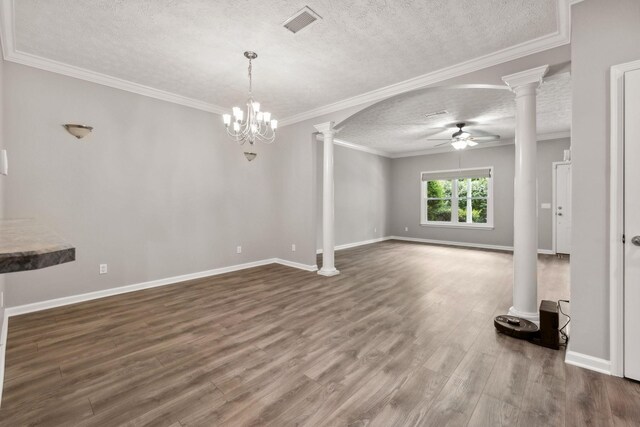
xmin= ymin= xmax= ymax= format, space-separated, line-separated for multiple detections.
xmin=0 ymin=219 xmax=76 ymax=274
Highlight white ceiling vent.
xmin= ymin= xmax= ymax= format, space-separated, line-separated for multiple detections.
xmin=283 ymin=6 xmax=322 ymax=34
xmin=424 ymin=110 xmax=448 ymax=119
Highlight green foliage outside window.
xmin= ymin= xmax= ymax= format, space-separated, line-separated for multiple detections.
xmin=426 ymin=180 xmax=452 ymax=221
xmin=426 ymin=177 xmax=488 ymax=223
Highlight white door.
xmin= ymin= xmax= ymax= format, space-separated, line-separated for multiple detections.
xmin=555 ymin=163 xmax=571 ymax=254
xmin=625 ymin=68 xmax=640 ymax=381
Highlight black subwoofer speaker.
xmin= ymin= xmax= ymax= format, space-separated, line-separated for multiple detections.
xmin=536 ymin=300 xmax=560 ymax=350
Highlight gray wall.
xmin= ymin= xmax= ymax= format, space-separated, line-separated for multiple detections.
xmin=570 ymin=0 xmax=640 ymax=360
xmin=0 ymin=55 xmax=5 ymax=331
xmin=316 ymin=145 xmax=391 ymax=249
xmin=273 ymin=104 xmax=379 ymax=267
xmin=2 ymin=63 xmax=281 ymax=307
xmin=390 ymin=139 xmax=570 ymax=250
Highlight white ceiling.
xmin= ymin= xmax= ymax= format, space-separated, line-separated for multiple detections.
xmin=335 ymin=73 xmax=572 ymax=155
xmin=9 ymin=0 xmax=562 ymax=120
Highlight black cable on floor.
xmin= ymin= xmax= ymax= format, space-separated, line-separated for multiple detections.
xmin=558 ymin=299 xmax=570 ymax=345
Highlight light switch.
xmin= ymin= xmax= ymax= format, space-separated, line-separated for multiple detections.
xmin=0 ymin=150 xmax=7 ymax=176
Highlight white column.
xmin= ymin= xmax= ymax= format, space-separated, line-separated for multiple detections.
xmin=315 ymin=121 xmax=340 ymax=277
xmin=502 ymin=65 xmax=548 ymax=323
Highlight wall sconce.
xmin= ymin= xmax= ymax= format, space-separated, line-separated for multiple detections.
xmin=243 ymin=152 xmax=257 ymax=161
xmin=63 ymin=124 xmax=93 ymax=139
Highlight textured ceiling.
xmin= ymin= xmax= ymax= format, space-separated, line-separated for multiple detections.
xmin=336 ymin=73 xmax=572 ymax=154
xmin=13 ymin=0 xmax=559 ymax=119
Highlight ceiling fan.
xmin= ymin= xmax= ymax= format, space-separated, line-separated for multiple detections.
xmin=427 ymin=123 xmax=500 ymax=150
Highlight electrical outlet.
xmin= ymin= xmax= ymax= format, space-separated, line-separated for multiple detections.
xmin=405 ymin=227 xmax=408 ymax=232
xmin=236 ymin=246 xmax=242 ymax=254
xmin=291 ymin=244 xmax=296 ymax=252
xmin=99 ymin=264 xmax=108 ymax=274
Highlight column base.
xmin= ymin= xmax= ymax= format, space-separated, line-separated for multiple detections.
xmin=317 ymin=268 xmax=340 ymax=277
xmin=508 ymin=306 xmax=539 ymax=325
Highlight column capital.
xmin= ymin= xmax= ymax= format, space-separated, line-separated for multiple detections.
xmin=502 ymin=65 xmax=549 ymax=91
xmin=314 ymin=121 xmax=335 ymax=136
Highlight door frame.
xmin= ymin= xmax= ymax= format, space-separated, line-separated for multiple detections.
xmin=610 ymin=59 xmax=640 ymax=377
xmin=552 ymin=161 xmax=571 ymax=255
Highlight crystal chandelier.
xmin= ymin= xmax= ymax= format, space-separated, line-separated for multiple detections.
xmin=222 ymin=51 xmax=278 ymax=161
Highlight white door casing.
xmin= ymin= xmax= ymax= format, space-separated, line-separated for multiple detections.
xmin=554 ymin=163 xmax=571 ymax=254
xmin=624 ymin=68 xmax=640 ymax=381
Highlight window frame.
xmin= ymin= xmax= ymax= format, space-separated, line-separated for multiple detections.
xmin=419 ymin=166 xmax=494 ymax=229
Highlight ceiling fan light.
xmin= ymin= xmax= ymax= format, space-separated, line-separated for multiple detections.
xmin=452 ymin=140 xmax=467 ymax=150
xmin=467 ymin=140 xmax=478 ymax=147
xmin=459 ymin=131 xmax=471 ymax=139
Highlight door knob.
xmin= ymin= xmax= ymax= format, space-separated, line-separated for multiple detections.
xmin=557 ymin=213 xmax=563 ymax=216
xmin=632 ymin=236 xmax=640 ymax=246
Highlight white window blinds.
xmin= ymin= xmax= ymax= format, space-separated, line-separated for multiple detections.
xmin=421 ymin=167 xmax=492 ymax=181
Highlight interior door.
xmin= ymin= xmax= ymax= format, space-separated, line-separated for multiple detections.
xmin=555 ymin=163 xmax=571 ymax=254
xmin=624 ymin=68 xmax=640 ymax=381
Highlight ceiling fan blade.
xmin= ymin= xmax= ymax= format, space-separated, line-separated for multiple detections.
xmin=434 ymin=141 xmax=452 ymax=147
xmin=426 ymin=138 xmax=453 ymax=141
xmin=470 ymin=135 xmax=500 ymax=141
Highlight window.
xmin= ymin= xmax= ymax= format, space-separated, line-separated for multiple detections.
xmin=420 ymin=167 xmax=493 ymax=228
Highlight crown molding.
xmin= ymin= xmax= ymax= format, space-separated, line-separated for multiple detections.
xmin=325 ymin=130 xmax=570 ymax=160
xmin=0 ymin=0 xmax=576 ymax=119
xmin=0 ymin=0 xmax=227 ymax=114
xmin=334 ymin=138 xmax=389 ymax=158
xmin=280 ymin=0 xmax=576 ymax=127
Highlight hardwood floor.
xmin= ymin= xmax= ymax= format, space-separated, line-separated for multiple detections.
xmin=0 ymin=240 xmax=638 ymax=426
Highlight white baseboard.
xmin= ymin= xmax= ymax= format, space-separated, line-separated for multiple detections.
xmin=275 ymin=259 xmax=318 ymax=272
xmin=565 ymin=348 xmax=612 ymax=375
xmin=317 ymin=236 xmax=392 ymax=254
xmin=390 ymin=236 xmax=555 ymax=255
xmin=5 ymin=258 xmax=316 ymax=318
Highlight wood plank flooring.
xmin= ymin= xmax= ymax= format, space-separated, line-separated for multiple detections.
xmin=0 ymin=240 xmax=638 ymax=426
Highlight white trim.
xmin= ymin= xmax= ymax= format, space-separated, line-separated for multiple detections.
xmin=280 ymin=0 xmax=576 ymax=127
xmin=565 ymin=348 xmax=612 ymax=375
xmin=314 ymin=134 xmax=391 ymax=158
xmin=333 ymin=139 xmax=390 ymax=158
xmin=275 ymin=259 xmax=318 ymax=272
xmin=327 ymin=131 xmax=571 ymax=160
xmin=609 ymin=60 xmax=640 ymax=377
xmin=0 ymin=0 xmax=226 ymax=115
xmin=0 ymin=0 xmax=574 ymax=122
xmin=316 ymin=236 xmax=392 ymax=254
xmin=502 ymin=65 xmax=549 ymax=90
xmin=420 ymin=223 xmax=494 ymax=230
xmin=390 ymin=236 xmax=553 ymax=254
xmin=315 ymin=235 xmax=554 ymax=255
xmin=552 ymin=161 xmax=571 ymax=255
xmin=538 ymin=131 xmax=572 ymax=142
xmin=419 ymin=166 xmax=494 ymax=229
xmin=3 ymin=258 xmax=316 ymax=317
